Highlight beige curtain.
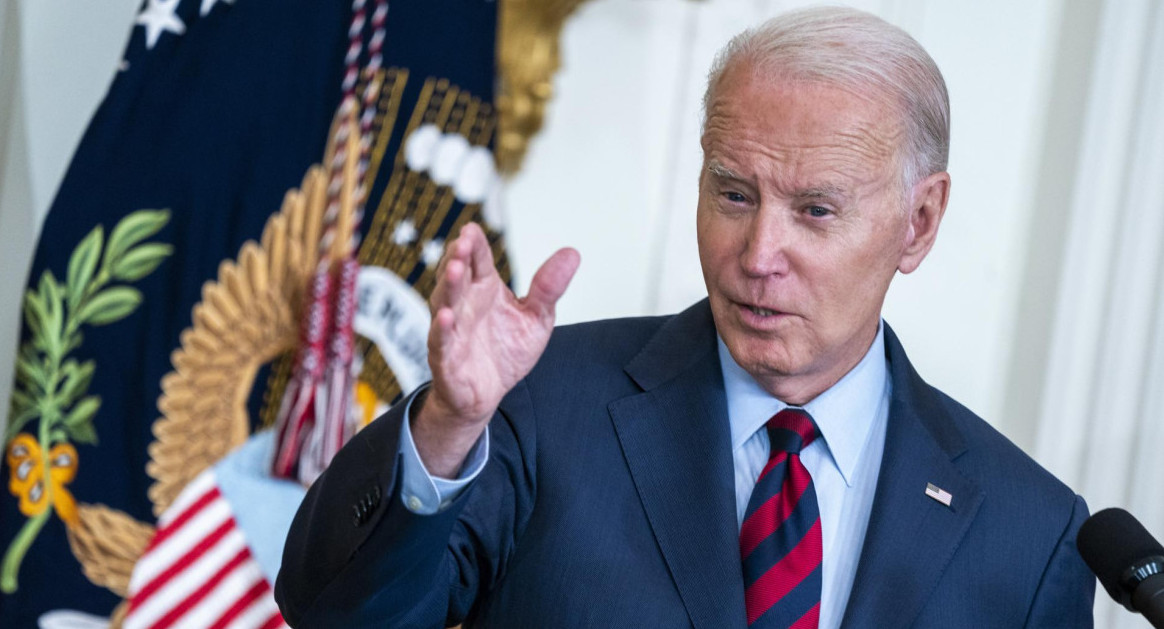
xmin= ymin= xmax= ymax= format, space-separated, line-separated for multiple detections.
xmin=1032 ymin=1 xmax=1164 ymax=627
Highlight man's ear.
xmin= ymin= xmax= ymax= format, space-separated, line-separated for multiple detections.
xmin=898 ymin=171 xmax=951 ymax=274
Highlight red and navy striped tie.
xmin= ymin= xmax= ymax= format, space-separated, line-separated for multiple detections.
xmin=740 ymin=408 xmax=822 ymax=628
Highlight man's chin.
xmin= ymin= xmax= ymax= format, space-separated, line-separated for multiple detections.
xmin=723 ymin=336 xmax=801 ymax=378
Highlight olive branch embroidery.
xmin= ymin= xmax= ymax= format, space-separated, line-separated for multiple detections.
xmin=2 ymin=209 xmax=172 ymax=593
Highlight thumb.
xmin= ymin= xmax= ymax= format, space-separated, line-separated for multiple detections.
xmin=524 ymin=248 xmax=581 ymax=318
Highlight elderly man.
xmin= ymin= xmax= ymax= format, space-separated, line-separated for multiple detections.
xmin=276 ymin=7 xmax=1095 ymax=628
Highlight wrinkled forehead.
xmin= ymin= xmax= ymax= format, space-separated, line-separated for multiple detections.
xmin=704 ymin=57 xmax=907 ymax=134
xmin=701 ymin=68 xmax=907 ymax=182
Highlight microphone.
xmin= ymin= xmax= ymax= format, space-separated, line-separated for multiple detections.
xmin=1077 ymin=507 xmax=1164 ymax=628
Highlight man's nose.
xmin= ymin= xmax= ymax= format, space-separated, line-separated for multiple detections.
xmin=739 ymin=208 xmax=791 ymax=277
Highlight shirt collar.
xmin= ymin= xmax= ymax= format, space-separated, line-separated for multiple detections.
xmin=718 ymin=321 xmax=888 ymax=487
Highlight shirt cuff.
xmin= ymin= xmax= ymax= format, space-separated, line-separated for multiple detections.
xmin=397 ymin=386 xmax=490 ymax=515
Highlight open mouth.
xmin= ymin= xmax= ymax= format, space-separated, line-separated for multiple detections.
xmin=728 ymin=301 xmax=794 ymax=332
xmin=735 ymin=301 xmax=789 ymax=322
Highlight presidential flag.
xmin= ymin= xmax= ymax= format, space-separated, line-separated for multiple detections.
xmin=1 ymin=0 xmax=508 ymax=625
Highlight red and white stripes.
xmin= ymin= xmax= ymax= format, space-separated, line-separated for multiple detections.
xmin=124 ymin=472 xmax=286 ymax=629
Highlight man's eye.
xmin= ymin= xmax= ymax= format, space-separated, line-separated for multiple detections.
xmin=806 ymin=205 xmax=832 ymax=218
xmin=723 ymin=191 xmax=747 ymax=203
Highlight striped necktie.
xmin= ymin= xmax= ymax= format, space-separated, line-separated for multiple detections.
xmin=739 ymin=408 xmax=822 ymax=628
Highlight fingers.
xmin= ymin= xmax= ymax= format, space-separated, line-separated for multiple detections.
xmin=525 ymin=248 xmax=581 ymax=319
xmin=429 ymin=305 xmax=456 ymax=359
xmin=431 ymin=224 xmax=481 ymax=312
xmin=434 ymin=230 xmax=469 ymax=280
xmin=470 ymin=236 xmax=494 ymax=280
xmin=460 ymin=222 xmax=495 ymax=280
xmin=428 ymin=223 xmax=493 ymax=352
xmin=430 ymin=255 xmax=468 ymax=318
xmin=434 ymin=223 xmax=494 ymax=286
xmin=445 ymin=259 xmax=468 ymax=306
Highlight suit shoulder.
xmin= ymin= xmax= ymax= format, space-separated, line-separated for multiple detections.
xmin=508 ymin=314 xmax=674 ymax=412
xmin=929 ymin=386 xmax=1080 ymax=507
xmin=884 ymin=324 xmax=1078 ymax=506
xmin=540 ymin=314 xmax=673 ymax=367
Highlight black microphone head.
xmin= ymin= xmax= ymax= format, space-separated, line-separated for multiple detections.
xmin=1078 ymin=507 xmax=1164 ymax=609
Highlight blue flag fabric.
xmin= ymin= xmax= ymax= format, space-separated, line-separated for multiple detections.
xmin=1 ymin=0 xmax=503 ymax=624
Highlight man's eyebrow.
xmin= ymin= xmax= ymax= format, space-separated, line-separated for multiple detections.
xmin=707 ymin=161 xmax=747 ymax=181
xmin=705 ymin=162 xmax=847 ymax=199
xmin=798 ymin=184 xmax=846 ymax=199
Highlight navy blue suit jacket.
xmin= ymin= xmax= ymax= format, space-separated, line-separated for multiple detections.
xmin=275 ymin=300 xmax=1095 ymax=628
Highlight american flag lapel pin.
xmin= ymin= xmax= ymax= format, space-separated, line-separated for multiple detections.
xmin=925 ymin=482 xmax=953 ymax=508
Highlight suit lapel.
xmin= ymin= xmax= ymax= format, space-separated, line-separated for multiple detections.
xmin=607 ymin=309 xmax=983 ymax=629
xmin=840 ymin=326 xmax=984 ymax=629
xmin=608 ymin=301 xmax=747 ymax=629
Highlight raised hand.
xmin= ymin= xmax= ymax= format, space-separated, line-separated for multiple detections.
xmin=412 ymin=222 xmax=580 ymax=477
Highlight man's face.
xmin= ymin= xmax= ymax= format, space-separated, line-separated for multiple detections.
xmin=698 ymin=64 xmax=914 ymax=403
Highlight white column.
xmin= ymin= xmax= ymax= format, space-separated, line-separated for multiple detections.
xmin=0 ymin=0 xmax=140 ymax=434
xmin=0 ymin=0 xmax=34 ymax=437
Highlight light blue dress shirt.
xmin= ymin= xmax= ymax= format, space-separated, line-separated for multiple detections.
xmin=721 ymin=324 xmax=889 ymax=629
xmin=398 ymin=323 xmax=891 ymax=629
xmin=397 ymin=391 xmax=488 ymax=515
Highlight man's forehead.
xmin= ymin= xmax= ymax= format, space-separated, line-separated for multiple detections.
xmin=704 ymin=67 xmax=903 ymax=147
xmin=701 ymin=79 xmax=905 ymax=186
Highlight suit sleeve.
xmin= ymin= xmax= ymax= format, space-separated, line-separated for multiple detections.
xmin=274 ymin=380 xmax=539 ymax=628
xmin=1024 ymin=494 xmax=1097 ymax=628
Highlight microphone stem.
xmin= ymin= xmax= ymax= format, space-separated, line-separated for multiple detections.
xmin=1134 ymin=574 xmax=1164 ymax=628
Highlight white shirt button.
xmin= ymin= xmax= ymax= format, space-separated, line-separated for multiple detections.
xmin=406 ymin=495 xmax=424 ymax=511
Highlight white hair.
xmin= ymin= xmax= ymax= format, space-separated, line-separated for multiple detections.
xmin=703 ymin=6 xmax=950 ymax=188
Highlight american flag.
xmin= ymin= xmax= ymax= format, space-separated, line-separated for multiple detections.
xmin=925 ymin=482 xmax=953 ymax=508
xmin=123 ymin=470 xmax=287 ymax=629
xmin=0 ymin=0 xmax=503 ymax=622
